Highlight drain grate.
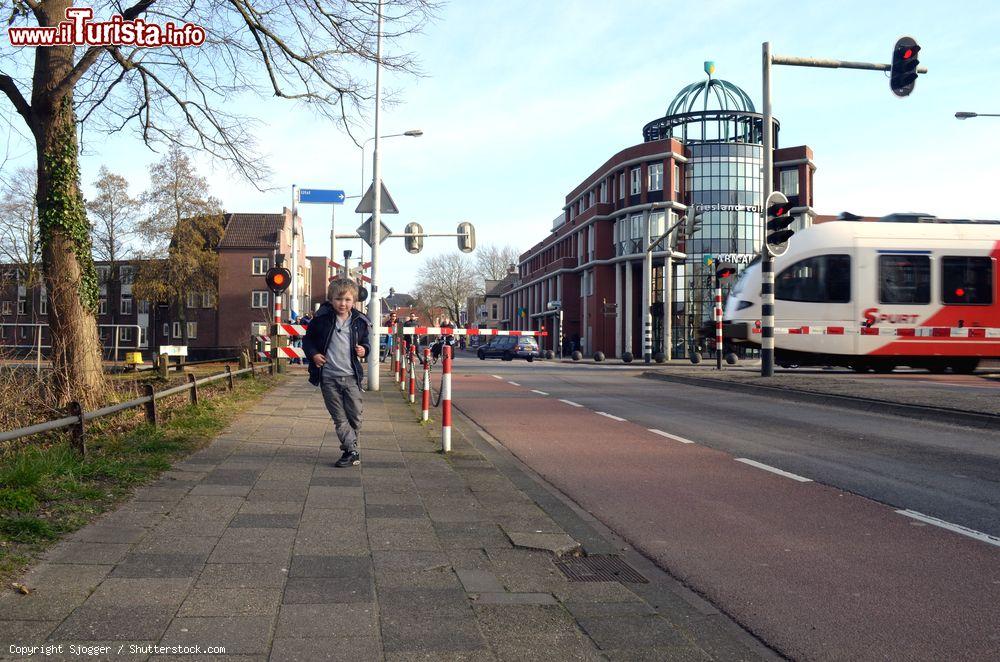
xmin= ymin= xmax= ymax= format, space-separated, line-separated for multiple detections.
xmin=555 ymin=555 xmax=648 ymax=584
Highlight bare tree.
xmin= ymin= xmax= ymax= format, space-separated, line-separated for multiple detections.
xmin=0 ymin=167 xmax=41 ymax=289
xmin=132 ymin=147 xmax=222 ymax=346
xmin=414 ymin=253 xmax=481 ymax=324
xmin=87 ymin=165 xmax=139 ymax=330
xmin=0 ymin=0 xmax=435 ymax=404
xmin=475 ymin=244 xmax=520 ymax=283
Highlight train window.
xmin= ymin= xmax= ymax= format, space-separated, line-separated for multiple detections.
xmin=776 ymin=255 xmax=850 ymax=303
xmin=879 ymin=255 xmax=930 ymax=304
xmin=941 ymin=256 xmax=993 ymax=305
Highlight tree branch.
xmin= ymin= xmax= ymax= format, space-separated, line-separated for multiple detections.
xmin=0 ymin=73 xmax=33 ymax=133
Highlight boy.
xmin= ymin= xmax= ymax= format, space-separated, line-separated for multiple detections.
xmin=303 ymin=278 xmax=372 ymax=467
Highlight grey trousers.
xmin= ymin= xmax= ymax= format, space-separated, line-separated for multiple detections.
xmin=320 ymin=375 xmax=363 ymax=453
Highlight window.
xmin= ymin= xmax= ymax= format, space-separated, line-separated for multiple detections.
xmin=96 ymin=265 xmax=110 ymax=284
xmin=17 ymin=299 xmax=26 ymax=315
xmin=186 ymin=292 xmax=199 ymax=308
xmin=619 ymin=172 xmax=625 ymax=199
xmin=631 ymin=214 xmax=642 ymax=239
xmin=491 ymin=303 xmax=498 ymax=319
xmin=172 ymin=322 xmax=182 ymax=339
xmin=648 ymin=163 xmax=663 ymax=191
xmin=163 ymin=323 xmax=169 ymax=337
xmin=252 ymin=291 xmax=269 ymax=308
xmin=879 ymin=254 xmax=930 ymax=304
xmin=674 ymin=164 xmax=681 ymax=193
xmin=120 ymin=294 xmax=133 ymax=315
xmin=202 ymin=292 xmax=215 ymax=308
xmin=776 ymin=255 xmax=851 ymax=303
xmin=630 ymin=167 xmax=641 ymax=195
xmin=650 ymin=211 xmax=665 ymax=239
xmin=98 ymin=298 xmax=107 ymax=315
xmin=187 ymin=321 xmax=198 ymax=339
xmin=20 ymin=326 xmax=28 ymax=339
xmin=1 ymin=301 xmax=10 ymax=315
xmin=39 ymin=291 xmax=47 ymax=316
xmin=252 ymin=257 xmax=269 ymax=275
xmin=138 ymin=299 xmax=150 ymax=314
xmin=780 ymin=169 xmax=799 ymax=197
xmin=119 ymin=265 xmax=134 ymax=284
xmin=588 ymin=191 xmax=595 ymax=208
xmin=119 ymin=327 xmax=133 ymax=342
xmin=942 ymin=256 xmax=993 ymax=305
xmin=600 ymin=181 xmax=608 ymax=203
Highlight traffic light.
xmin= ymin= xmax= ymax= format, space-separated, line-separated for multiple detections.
xmin=264 ymin=266 xmax=291 ymax=294
xmin=404 ymin=222 xmax=424 ymax=254
xmin=765 ymin=191 xmax=794 ymax=257
xmin=890 ymin=36 xmax=921 ymax=98
xmin=715 ymin=262 xmax=737 ymax=280
xmin=457 ymin=222 xmax=476 ymax=253
xmin=686 ymin=209 xmax=703 ymax=237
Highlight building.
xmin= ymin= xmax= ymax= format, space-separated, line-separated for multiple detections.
xmin=502 ymin=72 xmax=815 ymax=359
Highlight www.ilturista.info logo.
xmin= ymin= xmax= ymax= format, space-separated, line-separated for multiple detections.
xmin=8 ymin=7 xmax=206 ymax=48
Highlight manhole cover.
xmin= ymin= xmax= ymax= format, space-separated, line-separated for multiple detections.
xmin=555 ymin=555 xmax=648 ymax=583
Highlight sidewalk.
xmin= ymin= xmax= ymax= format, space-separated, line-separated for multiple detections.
xmin=1 ymin=366 xmax=775 ymax=661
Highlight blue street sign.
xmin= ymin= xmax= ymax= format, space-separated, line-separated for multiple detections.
xmin=299 ymin=188 xmax=345 ymax=204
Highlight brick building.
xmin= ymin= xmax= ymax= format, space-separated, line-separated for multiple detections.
xmin=502 ymin=73 xmax=815 ymax=359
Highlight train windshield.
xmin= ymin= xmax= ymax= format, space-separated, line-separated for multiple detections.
xmin=729 ymin=255 xmax=760 ymax=296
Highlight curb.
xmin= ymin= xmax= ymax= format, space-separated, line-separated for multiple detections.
xmin=640 ymin=371 xmax=1000 ymax=430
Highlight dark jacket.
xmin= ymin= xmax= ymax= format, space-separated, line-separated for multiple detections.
xmin=302 ymin=303 xmax=372 ymax=388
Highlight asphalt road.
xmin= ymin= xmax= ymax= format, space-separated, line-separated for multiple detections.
xmin=448 ymin=355 xmax=1000 ymax=661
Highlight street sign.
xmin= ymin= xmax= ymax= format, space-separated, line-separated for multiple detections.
xmin=298 ymin=188 xmax=345 ymax=204
xmin=356 ymin=216 xmax=393 ymax=247
xmin=355 ymin=182 xmax=399 ymax=214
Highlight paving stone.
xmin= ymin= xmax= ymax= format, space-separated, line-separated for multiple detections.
xmin=282 ymin=577 xmax=373 ymax=604
xmin=209 ymin=530 xmax=295 ymax=564
xmin=151 ymin=518 xmax=231 ymax=537
xmin=470 ymin=593 xmax=557 ymax=606
xmin=502 ymin=531 xmax=580 ymax=556
xmin=602 ymin=646 xmax=713 ymax=661
xmin=487 ymin=633 xmax=604 ymax=662
xmin=377 ymin=588 xmax=471 ymax=619
xmin=288 ymin=555 xmax=371 ymax=578
xmin=309 ymin=475 xmax=362 ymax=487
xmin=177 ymin=588 xmax=283 ymax=617
xmin=248 ymin=486 xmax=311 ymax=502
xmin=269 ymin=636 xmax=382 ymax=662
xmin=110 ymin=553 xmax=205 ymax=579
xmin=0 ymin=619 xmax=60 ymax=645
xmin=132 ymin=535 xmax=218 ymax=557
xmin=472 ymin=604 xmax=578 ymax=639
xmin=49 ymin=605 xmax=174 ymax=641
xmin=71 ymin=525 xmax=148 ymax=545
xmin=435 ymin=522 xmax=511 ymax=549
xmin=562 ymin=600 xmax=655 ymax=619
xmin=188 ymin=484 xmax=252 ymax=497
xmin=384 ymin=652 xmax=497 ymax=662
xmin=552 ymin=582 xmax=646 ymax=604
xmin=446 ymin=550 xmax=494 ymax=572
xmin=159 ymin=616 xmax=273 ymax=656
xmin=229 ymin=514 xmax=300 ymax=529
xmin=365 ymin=504 xmax=425 ymax=519
xmin=455 ymin=570 xmax=504 ymax=594
xmin=169 ymin=496 xmax=245 ymax=520
xmin=203 ymin=470 xmax=262 ymax=486
xmin=380 ymin=615 xmax=486 ymax=654
xmin=298 ymin=509 xmax=365 ymax=527
xmin=133 ymin=486 xmax=190 ymax=502
xmin=84 ymin=578 xmax=194 ymax=606
xmin=274 ymin=603 xmax=377 ymax=638
xmin=238 ymin=501 xmax=303 ymax=515
xmin=368 ymin=519 xmax=441 ymax=552
xmin=575 ymin=614 xmax=690 ymax=649
xmin=44 ymin=542 xmax=131 ymax=565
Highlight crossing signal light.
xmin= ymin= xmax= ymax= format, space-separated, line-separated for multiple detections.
xmin=404 ymin=222 xmax=424 ymax=254
xmin=890 ymin=36 xmax=921 ymax=98
xmin=716 ymin=263 xmax=737 ymax=280
xmin=265 ymin=266 xmax=291 ymax=294
xmin=765 ymin=191 xmax=794 ymax=257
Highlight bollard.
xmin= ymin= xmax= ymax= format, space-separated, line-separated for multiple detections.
xmin=225 ymin=365 xmax=235 ymax=390
xmin=142 ymin=383 xmax=157 ymax=425
xmin=422 ymin=347 xmax=431 ymax=422
xmin=441 ymin=345 xmax=452 ymax=453
xmin=408 ymin=344 xmax=416 ymax=404
xmin=187 ymin=372 xmax=199 ymax=405
xmin=239 ymin=350 xmax=249 ymax=370
xmin=715 ymin=284 xmax=724 ymax=371
xmin=400 ymin=339 xmax=409 ymax=394
xmin=393 ymin=340 xmax=400 ymax=382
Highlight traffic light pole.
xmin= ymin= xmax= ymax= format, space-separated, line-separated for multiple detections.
xmin=761 ymin=42 xmax=776 ymax=377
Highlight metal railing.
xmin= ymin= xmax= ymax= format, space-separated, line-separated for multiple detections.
xmin=0 ymin=323 xmax=145 ymax=372
xmin=0 ymin=361 xmax=269 ymax=455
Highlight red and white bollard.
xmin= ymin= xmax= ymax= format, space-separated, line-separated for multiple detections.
xmin=399 ymin=339 xmax=408 ymax=393
xmin=715 ymin=285 xmax=723 ymax=370
xmin=393 ymin=338 xmax=400 ymax=382
xmin=421 ymin=347 xmax=431 ymax=422
xmin=441 ymin=345 xmax=452 ymax=452
xmin=408 ymin=344 xmax=417 ymax=404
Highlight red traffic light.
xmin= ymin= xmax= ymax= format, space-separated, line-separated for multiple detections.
xmin=265 ymin=266 xmax=292 ymax=294
xmin=903 ymin=48 xmax=913 ymax=59
xmin=955 ymin=288 xmax=965 ymax=297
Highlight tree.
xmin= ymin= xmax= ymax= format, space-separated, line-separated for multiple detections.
xmin=475 ymin=244 xmax=520 ymax=283
xmin=0 ymin=0 xmax=433 ymax=405
xmin=414 ymin=253 xmax=481 ymax=324
xmin=87 ymin=165 xmax=139 ymax=329
xmin=132 ymin=147 xmax=222 ymax=346
xmin=0 ymin=167 xmax=42 ymax=291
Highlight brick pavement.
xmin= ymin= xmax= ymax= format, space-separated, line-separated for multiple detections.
xmin=0 ymin=366 xmax=776 ymax=661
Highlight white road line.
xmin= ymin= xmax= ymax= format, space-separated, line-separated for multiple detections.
xmin=530 ymin=390 xmax=549 ymax=396
xmin=559 ymin=399 xmax=584 ymax=407
xmin=491 ymin=375 xmax=503 ymax=380
xmin=596 ymin=412 xmax=626 ymax=422
xmin=508 ymin=381 xmax=520 ymax=386
xmin=734 ymin=458 xmax=812 ymax=483
xmin=895 ymin=509 xmax=1000 ymax=548
xmin=647 ymin=428 xmax=696 ymax=444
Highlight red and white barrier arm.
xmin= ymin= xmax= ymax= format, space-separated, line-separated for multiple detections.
xmin=750 ymin=324 xmax=1000 ymax=337
xmin=402 ymin=327 xmax=548 ymax=336
xmin=441 ymin=345 xmax=452 ymax=453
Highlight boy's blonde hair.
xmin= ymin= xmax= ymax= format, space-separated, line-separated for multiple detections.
xmin=327 ymin=277 xmax=359 ymax=301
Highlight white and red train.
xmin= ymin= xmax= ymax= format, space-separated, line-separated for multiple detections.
xmin=723 ymin=221 xmax=1000 ymax=372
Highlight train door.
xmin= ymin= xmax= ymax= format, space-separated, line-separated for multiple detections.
xmin=774 ymin=251 xmax=855 ymax=359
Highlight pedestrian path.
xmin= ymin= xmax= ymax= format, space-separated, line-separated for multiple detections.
xmin=1 ymin=367 xmax=775 ymax=661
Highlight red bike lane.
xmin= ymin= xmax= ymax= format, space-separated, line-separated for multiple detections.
xmin=453 ymin=373 xmax=1000 ymax=661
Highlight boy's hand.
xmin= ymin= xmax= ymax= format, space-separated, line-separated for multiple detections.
xmin=312 ymin=353 xmax=326 ymax=367
xmin=355 ymin=345 xmax=365 ymax=357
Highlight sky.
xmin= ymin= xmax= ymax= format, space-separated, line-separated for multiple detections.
xmin=3 ymin=0 xmax=1000 ymax=297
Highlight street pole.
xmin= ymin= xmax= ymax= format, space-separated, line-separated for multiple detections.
xmin=290 ymin=185 xmax=299 ymax=321
xmin=329 ymin=204 xmax=336 ymax=283
xmin=664 ymin=254 xmax=672 ymax=361
xmin=761 ymin=42 xmax=775 ymax=377
xmin=367 ymin=0 xmax=383 ymax=391
xmin=642 ymin=211 xmax=653 ymax=363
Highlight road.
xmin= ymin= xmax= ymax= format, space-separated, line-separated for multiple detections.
xmin=446 ymin=355 xmax=1000 ymax=661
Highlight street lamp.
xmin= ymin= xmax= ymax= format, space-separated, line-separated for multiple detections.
xmin=359 ymin=129 xmax=423 ymax=205
xmin=955 ymin=111 xmax=1000 ymax=119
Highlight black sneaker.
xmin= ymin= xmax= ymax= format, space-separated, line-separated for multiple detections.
xmin=334 ymin=451 xmax=360 ymax=468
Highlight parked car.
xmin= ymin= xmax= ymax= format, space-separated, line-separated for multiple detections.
xmin=477 ymin=335 xmax=540 ymax=361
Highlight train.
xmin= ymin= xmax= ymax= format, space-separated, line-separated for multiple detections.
xmin=723 ymin=220 xmax=1000 ymax=373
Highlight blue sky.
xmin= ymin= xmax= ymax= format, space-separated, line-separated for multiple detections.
xmin=3 ymin=0 xmax=1000 ymax=295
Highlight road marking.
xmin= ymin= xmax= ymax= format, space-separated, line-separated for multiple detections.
xmin=596 ymin=412 xmax=626 ymax=422
xmin=559 ymin=399 xmax=584 ymax=407
xmin=530 ymin=389 xmax=549 ymax=395
xmin=647 ymin=428 xmax=696 ymax=444
xmin=491 ymin=375 xmax=503 ymax=380
xmin=895 ymin=509 xmax=1000 ymax=548
xmin=508 ymin=381 xmax=520 ymax=386
xmin=734 ymin=458 xmax=812 ymax=482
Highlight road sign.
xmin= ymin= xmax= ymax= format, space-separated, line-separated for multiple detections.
xmin=299 ymin=188 xmax=345 ymax=204
xmin=355 ymin=182 xmax=399 ymax=214
xmin=356 ymin=216 xmax=393 ymax=247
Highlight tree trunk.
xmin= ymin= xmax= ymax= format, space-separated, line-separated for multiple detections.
xmin=34 ymin=26 xmax=105 ymax=405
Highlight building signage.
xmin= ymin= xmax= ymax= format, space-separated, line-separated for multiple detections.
xmin=694 ymin=203 xmax=762 ymax=214
xmin=713 ymin=253 xmax=757 ymax=265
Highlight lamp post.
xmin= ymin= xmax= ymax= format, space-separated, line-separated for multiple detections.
xmin=360 ymin=129 xmax=423 ymax=205
xmin=955 ymin=111 xmax=1000 ymax=119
